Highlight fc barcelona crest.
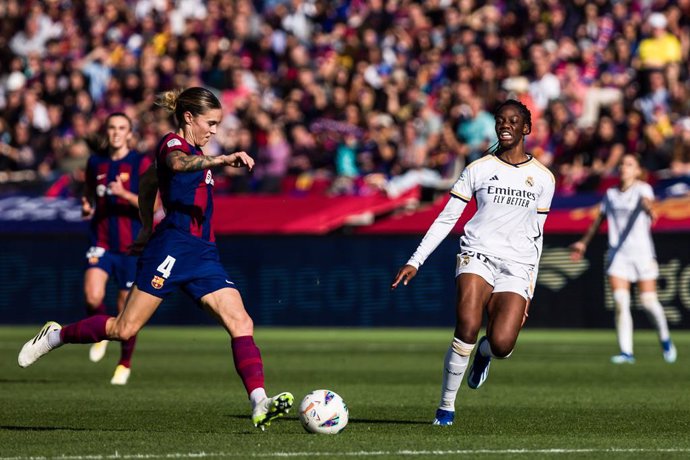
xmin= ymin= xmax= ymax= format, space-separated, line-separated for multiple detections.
xmin=151 ymin=275 xmax=165 ymax=289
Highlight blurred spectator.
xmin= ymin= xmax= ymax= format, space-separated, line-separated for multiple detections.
xmin=456 ymin=96 xmax=496 ymax=163
xmin=255 ymin=123 xmax=291 ymax=193
xmin=0 ymin=0 xmax=689 ymax=199
xmin=638 ymin=13 xmax=682 ymax=70
xmin=671 ymin=118 xmax=690 ymax=176
xmin=590 ymin=115 xmax=626 ymax=177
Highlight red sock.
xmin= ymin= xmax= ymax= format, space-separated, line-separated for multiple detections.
xmin=118 ymin=335 xmax=136 ymax=368
xmin=60 ymin=315 xmax=110 ymax=344
xmin=231 ymin=336 xmax=265 ymax=397
xmin=87 ymin=302 xmax=107 ymax=317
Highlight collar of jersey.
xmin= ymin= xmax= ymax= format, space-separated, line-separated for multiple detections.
xmin=492 ymin=153 xmax=534 ymax=168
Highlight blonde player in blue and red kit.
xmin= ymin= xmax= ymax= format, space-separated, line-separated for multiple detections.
xmin=82 ymin=112 xmax=151 ymax=385
xmin=19 ymin=87 xmax=293 ymax=430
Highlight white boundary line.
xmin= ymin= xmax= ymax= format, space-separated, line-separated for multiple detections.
xmin=2 ymin=449 xmax=690 ymax=459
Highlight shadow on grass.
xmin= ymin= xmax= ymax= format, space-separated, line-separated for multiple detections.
xmin=225 ymin=414 xmax=427 ymax=425
xmin=1 ymin=425 xmax=93 ymax=432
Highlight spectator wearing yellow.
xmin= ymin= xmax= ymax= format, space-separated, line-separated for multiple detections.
xmin=637 ymin=13 xmax=681 ymax=69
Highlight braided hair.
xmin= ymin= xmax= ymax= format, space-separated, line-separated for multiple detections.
xmin=483 ymin=98 xmax=533 ymax=156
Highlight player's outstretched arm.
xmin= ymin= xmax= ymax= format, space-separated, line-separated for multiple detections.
xmin=570 ymin=211 xmax=605 ymax=261
xmin=166 ymin=150 xmax=254 ymax=172
xmin=391 ymin=197 xmax=466 ymax=289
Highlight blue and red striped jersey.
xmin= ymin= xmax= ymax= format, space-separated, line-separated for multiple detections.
xmin=86 ymin=150 xmax=152 ymax=253
xmin=155 ymin=132 xmax=216 ymax=242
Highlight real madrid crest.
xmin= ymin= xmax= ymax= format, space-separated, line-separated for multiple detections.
xmin=525 ymin=176 xmax=534 ymax=187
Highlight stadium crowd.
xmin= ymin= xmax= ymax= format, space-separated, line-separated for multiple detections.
xmin=1 ymin=0 xmax=690 ymax=199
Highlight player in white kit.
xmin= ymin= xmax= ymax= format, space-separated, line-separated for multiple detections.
xmin=570 ymin=153 xmax=676 ymax=364
xmin=391 ymin=100 xmax=555 ymax=426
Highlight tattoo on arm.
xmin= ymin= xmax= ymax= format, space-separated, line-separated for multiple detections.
xmin=166 ymin=151 xmax=219 ymax=172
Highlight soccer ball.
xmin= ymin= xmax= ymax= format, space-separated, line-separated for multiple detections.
xmin=298 ymin=389 xmax=349 ymax=434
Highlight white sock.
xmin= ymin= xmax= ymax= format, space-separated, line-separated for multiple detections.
xmin=47 ymin=330 xmax=63 ymax=349
xmin=249 ymin=388 xmax=267 ymax=409
xmin=613 ymin=289 xmax=633 ymax=355
xmin=438 ymin=338 xmax=474 ymax=411
xmin=640 ymin=292 xmax=670 ymax=342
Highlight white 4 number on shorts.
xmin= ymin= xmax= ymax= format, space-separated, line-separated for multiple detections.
xmin=157 ymin=255 xmax=177 ymax=279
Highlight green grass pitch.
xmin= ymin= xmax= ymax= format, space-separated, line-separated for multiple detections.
xmin=1 ymin=327 xmax=689 ymax=459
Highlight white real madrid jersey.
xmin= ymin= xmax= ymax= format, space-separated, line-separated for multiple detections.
xmin=601 ymin=180 xmax=656 ymax=259
xmin=450 ymin=154 xmax=555 ymax=266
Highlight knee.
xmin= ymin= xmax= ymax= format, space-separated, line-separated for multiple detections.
xmin=612 ymin=289 xmax=631 ymax=311
xmin=110 ymin=321 xmax=138 ymax=341
xmin=84 ymin=288 xmax=103 ymax=309
xmin=454 ymin=317 xmax=482 ymax=344
xmin=224 ymin=310 xmax=254 ymax=337
xmin=639 ymin=291 xmax=659 ymax=310
xmin=487 ymin=337 xmax=515 ymax=359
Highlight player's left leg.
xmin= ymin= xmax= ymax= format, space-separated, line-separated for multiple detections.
xmin=111 ymin=254 xmax=139 ymax=384
xmin=468 ymin=291 xmax=526 ymax=389
xmin=84 ymin=267 xmax=110 ymax=363
xmin=609 ymin=276 xmax=635 ymax=363
xmin=638 ymin=279 xmax=676 ymax=363
xmin=434 ymin=274 xmax=491 ymax=426
xmin=111 ymin=289 xmax=136 ymax=385
xmin=200 ymin=287 xmax=293 ymax=430
xmin=18 ymin=287 xmax=160 ymax=368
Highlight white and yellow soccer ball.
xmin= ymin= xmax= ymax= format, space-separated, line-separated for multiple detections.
xmin=298 ymin=389 xmax=349 ymax=434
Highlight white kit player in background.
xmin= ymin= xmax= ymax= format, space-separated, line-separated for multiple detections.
xmin=391 ymin=99 xmax=555 ymax=427
xmin=570 ymin=153 xmax=676 ymax=364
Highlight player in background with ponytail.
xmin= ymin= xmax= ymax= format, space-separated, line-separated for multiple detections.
xmin=392 ymin=99 xmax=555 ymax=427
xmin=570 ymin=153 xmax=677 ymax=364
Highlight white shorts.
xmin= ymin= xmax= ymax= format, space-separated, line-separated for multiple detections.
xmin=455 ymin=250 xmax=536 ymax=300
xmin=606 ymin=253 xmax=658 ymax=282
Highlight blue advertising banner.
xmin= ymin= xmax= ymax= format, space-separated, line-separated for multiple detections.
xmin=1 ymin=234 xmax=689 ymax=328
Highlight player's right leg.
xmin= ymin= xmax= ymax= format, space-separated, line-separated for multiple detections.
xmin=610 ymin=276 xmax=634 ymax=364
xmin=84 ymin=266 xmax=110 ymax=362
xmin=17 ymin=287 xmax=161 ymax=368
xmin=200 ymin=286 xmax=293 ymax=430
xmin=434 ymin=272 xmax=492 ymax=426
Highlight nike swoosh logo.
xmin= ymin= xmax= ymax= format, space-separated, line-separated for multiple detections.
xmin=97 ymin=174 xmax=107 ymax=180
xmin=225 ymin=280 xmax=234 ymax=284
xmin=126 ymin=282 xmax=134 ymax=288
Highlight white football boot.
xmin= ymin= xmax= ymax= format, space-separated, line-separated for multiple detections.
xmin=89 ymin=340 xmax=109 ymax=362
xmin=18 ymin=321 xmax=62 ymax=368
